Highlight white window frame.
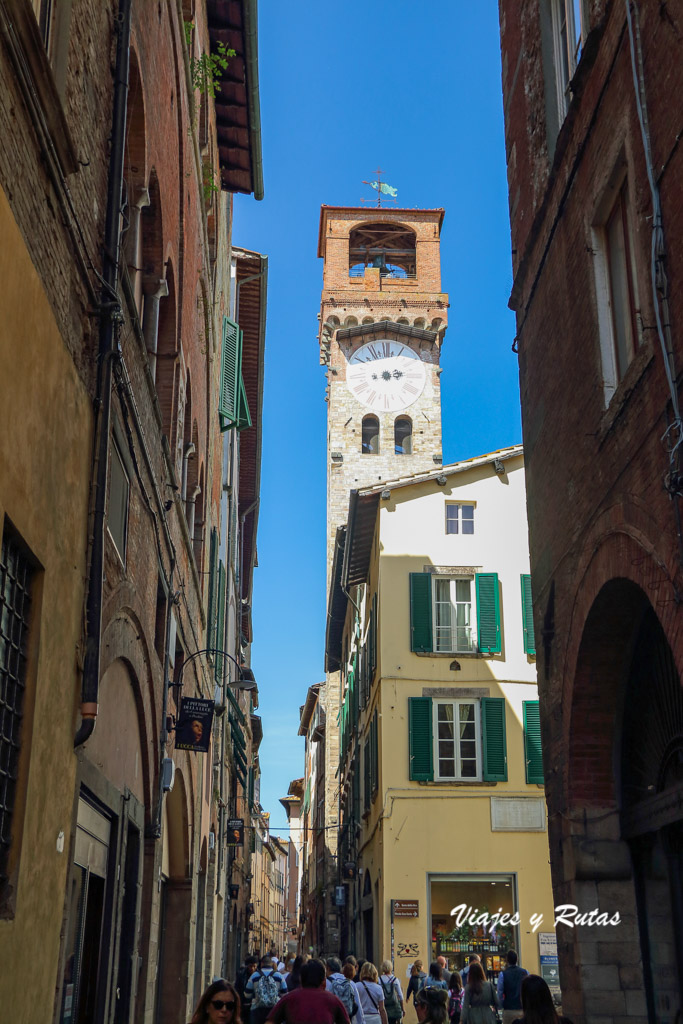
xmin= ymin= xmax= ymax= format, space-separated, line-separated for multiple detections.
xmin=551 ymin=0 xmax=585 ymax=123
xmin=591 ymin=172 xmax=641 ymax=406
xmin=432 ymin=575 xmax=476 ymax=653
xmin=108 ymin=439 xmax=130 ymax=563
xmin=445 ymin=502 xmax=475 ymax=536
xmin=433 ymin=699 xmax=482 ymax=782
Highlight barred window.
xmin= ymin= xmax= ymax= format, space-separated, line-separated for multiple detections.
xmin=0 ymin=527 xmax=35 ymax=890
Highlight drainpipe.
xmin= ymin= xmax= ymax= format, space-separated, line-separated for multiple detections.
xmin=142 ymin=276 xmax=169 ymax=384
xmin=75 ymin=0 xmax=132 ymax=748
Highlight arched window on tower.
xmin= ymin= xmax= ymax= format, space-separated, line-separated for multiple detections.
xmin=395 ymin=416 xmax=412 ymax=454
xmin=362 ymin=415 xmax=379 ymax=454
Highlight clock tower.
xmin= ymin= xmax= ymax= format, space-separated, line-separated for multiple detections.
xmin=316 ymin=205 xmax=448 ymax=951
xmin=318 ymin=205 xmax=448 ymax=582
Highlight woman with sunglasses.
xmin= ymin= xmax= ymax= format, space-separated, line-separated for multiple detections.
xmin=191 ymin=980 xmax=243 ymax=1024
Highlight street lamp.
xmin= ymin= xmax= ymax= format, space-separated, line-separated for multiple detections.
xmin=173 ymin=647 xmax=258 ymax=713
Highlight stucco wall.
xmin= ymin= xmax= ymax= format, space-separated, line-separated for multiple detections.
xmin=0 ymin=184 xmax=92 ymax=1009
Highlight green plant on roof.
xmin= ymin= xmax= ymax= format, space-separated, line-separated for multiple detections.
xmin=184 ymin=21 xmax=235 ymax=100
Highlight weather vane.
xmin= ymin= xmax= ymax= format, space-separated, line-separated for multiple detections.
xmin=361 ymin=167 xmax=398 ymax=207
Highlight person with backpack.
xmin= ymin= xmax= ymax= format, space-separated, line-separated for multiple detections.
xmin=447 ymin=972 xmax=464 ymax=1024
xmin=237 ymin=957 xmax=258 ymax=1024
xmin=326 ymin=957 xmax=365 ymax=1024
xmin=245 ymin=955 xmax=288 ymax=1024
xmin=406 ymin=961 xmax=427 ymax=1006
xmin=496 ymin=951 xmax=528 ymax=1024
xmin=379 ymin=961 xmax=405 ymax=1022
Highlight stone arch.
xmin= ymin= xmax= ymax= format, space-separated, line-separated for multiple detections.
xmin=362 ymin=415 xmax=379 ymax=455
xmin=394 ymin=415 xmax=412 ymax=454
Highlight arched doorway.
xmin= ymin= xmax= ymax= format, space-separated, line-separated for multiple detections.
xmin=568 ymin=579 xmax=683 ymax=1023
xmin=157 ymin=769 xmax=191 ymax=1024
xmin=619 ymin=607 xmax=683 ymax=1023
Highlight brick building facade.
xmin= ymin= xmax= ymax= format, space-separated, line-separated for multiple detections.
xmin=0 ymin=1 xmax=265 ymax=1020
xmin=498 ymin=1 xmax=683 ymax=1021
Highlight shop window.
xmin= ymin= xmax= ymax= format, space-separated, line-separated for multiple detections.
xmin=410 ymin=572 xmax=501 ymax=655
xmin=409 ymin=696 xmax=507 ymax=783
xmin=362 ymin=415 xmax=380 ymax=455
xmin=394 ymin=416 xmax=412 ymax=454
xmin=430 ymin=874 xmax=518 ymax=973
xmin=445 ymin=503 xmax=475 ymax=535
xmin=0 ymin=524 xmax=36 ymax=912
xmin=593 ymin=178 xmax=641 ymax=404
xmin=108 ymin=440 xmax=130 ymax=564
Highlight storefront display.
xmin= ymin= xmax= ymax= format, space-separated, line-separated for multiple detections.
xmin=430 ymin=874 xmax=518 ymax=980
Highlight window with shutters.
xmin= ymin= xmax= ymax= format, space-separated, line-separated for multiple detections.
xmin=445 ymin=503 xmax=475 ymax=535
xmin=219 ymin=316 xmax=243 ymax=431
xmin=409 ymin=696 xmax=507 ymax=783
xmin=410 ymin=572 xmax=501 ymax=655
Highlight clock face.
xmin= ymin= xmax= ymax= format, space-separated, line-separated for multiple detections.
xmin=346 ymin=340 xmax=426 ymax=412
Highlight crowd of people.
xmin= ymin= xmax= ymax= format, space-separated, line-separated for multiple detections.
xmin=189 ymin=950 xmax=569 ymax=1024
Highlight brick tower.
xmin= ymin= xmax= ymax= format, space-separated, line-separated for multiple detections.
xmin=317 ymin=205 xmax=448 ymax=950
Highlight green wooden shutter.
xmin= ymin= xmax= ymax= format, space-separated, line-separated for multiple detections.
xmin=523 ymin=700 xmax=544 ymax=784
xmin=215 ymin=560 xmax=226 ymax=681
xmin=482 ymin=697 xmax=508 ymax=781
xmin=371 ymin=711 xmax=378 ymax=795
xmin=219 ymin=316 xmax=243 ymax=431
xmin=409 ymin=696 xmax=433 ymax=781
xmin=248 ymin=766 xmax=255 ymax=809
xmin=521 ymin=574 xmax=536 ymax=655
xmin=410 ymin=573 xmax=433 ymax=653
xmin=369 ymin=594 xmax=377 ymax=678
xmin=476 ymin=572 xmax=501 ymax=653
xmin=207 ymin=528 xmax=218 ymax=649
xmin=236 ymin=373 xmax=252 ymax=432
xmin=363 ymin=736 xmax=371 ymax=810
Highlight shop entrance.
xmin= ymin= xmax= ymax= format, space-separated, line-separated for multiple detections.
xmin=429 ymin=875 xmax=518 ymax=982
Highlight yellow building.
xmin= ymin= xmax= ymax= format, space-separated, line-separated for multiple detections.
xmin=326 ymin=447 xmax=555 ymax=983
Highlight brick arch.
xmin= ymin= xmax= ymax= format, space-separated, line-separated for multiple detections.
xmin=193 ymin=462 xmax=205 ymax=573
xmin=124 ymin=47 xmax=146 ymax=190
xmin=568 ymin=577 xmax=650 ymax=810
xmin=157 ymin=259 xmax=177 ymax=442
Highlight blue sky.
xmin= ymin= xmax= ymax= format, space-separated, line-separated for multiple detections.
xmin=232 ymin=2 xmax=519 ymax=833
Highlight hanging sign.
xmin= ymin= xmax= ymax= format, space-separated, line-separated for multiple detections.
xmin=226 ymin=819 xmax=244 ymax=846
xmin=176 ymin=697 xmax=214 ymax=752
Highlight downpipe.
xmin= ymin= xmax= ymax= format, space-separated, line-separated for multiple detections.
xmin=75 ymin=0 xmax=132 ymax=746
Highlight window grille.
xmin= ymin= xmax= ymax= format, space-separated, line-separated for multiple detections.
xmin=0 ymin=530 xmax=34 ymax=886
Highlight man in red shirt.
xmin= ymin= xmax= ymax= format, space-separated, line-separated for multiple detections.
xmin=267 ymin=959 xmax=350 ymax=1024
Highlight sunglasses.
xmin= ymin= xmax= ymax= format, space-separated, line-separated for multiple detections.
xmin=211 ymin=1000 xmax=236 ymax=1011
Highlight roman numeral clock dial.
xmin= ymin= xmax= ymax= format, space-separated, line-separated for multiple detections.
xmin=346 ymin=340 xmax=426 ymax=412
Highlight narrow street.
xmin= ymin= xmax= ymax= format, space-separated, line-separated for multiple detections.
xmin=0 ymin=2 xmax=681 ymax=1023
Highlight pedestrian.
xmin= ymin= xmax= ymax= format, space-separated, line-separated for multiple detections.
xmin=237 ymin=958 xmax=259 ymax=1024
xmin=282 ymin=959 xmax=294 ymax=986
xmin=414 ymin=987 xmax=449 ymax=1024
xmin=406 ymin=961 xmax=427 ymax=1006
xmin=357 ymin=962 xmax=389 ymax=1024
xmin=447 ymin=973 xmax=464 ymax=1024
xmin=379 ymin=961 xmax=405 ymax=1022
xmin=460 ymin=957 xmax=480 ymax=986
xmin=460 ymin=962 xmax=499 ymax=1024
xmin=326 ymin=956 xmax=365 ymax=1024
xmin=510 ymin=975 xmax=572 ymax=1024
xmin=496 ymin=951 xmax=528 ymax=1024
xmin=286 ymin=955 xmax=308 ymax=992
xmin=190 ymin=980 xmax=242 ymax=1024
xmin=245 ymin=955 xmax=288 ymax=1024
xmin=437 ymin=957 xmax=452 ymax=986
xmin=423 ymin=964 xmax=448 ymax=991
xmin=344 ymin=964 xmax=358 ymax=983
xmin=267 ymin=959 xmax=351 ymax=1024
xmin=355 ymin=959 xmax=367 ymax=983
